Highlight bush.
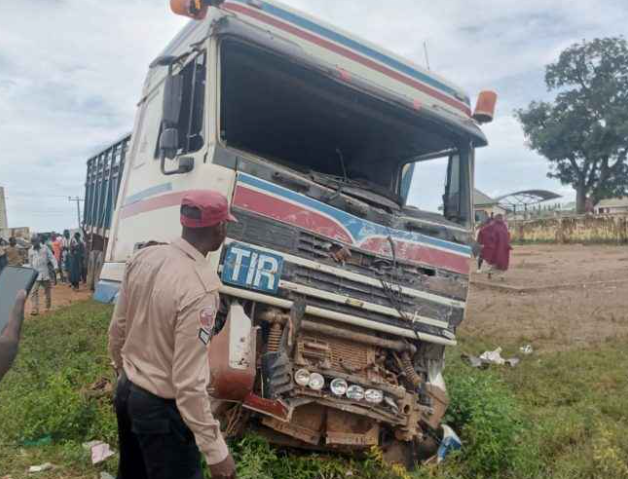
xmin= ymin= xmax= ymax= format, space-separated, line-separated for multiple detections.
xmin=443 ymin=358 xmax=542 ymax=478
xmin=0 ymin=302 xmax=116 ymax=445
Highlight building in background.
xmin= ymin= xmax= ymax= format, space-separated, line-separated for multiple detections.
xmin=473 ymin=189 xmax=507 ymax=223
xmin=0 ymin=187 xmax=7 ymax=232
xmin=0 ymin=187 xmax=31 ymax=241
xmin=595 ymin=197 xmax=628 ymax=215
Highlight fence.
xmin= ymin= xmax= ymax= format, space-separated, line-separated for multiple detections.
xmin=510 ymin=214 xmax=628 ymax=244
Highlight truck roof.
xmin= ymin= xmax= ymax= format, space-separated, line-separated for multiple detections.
xmin=157 ymin=0 xmax=478 ymax=126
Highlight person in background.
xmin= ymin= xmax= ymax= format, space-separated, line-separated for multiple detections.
xmin=475 ymin=217 xmax=493 ymax=273
xmin=45 ymin=235 xmax=58 ymax=286
xmin=5 ymin=238 xmax=23 ymax=267
xmin=28 ymin=235 xmax=58 ymax=316
xmin=52 ymin=234 xmax=65 ymax=282
xmin=0 ymin=239 xmax=7 ymax=275
xmin=109 ymin=190 xmax=237 ymax=479
xmin=68 ymin=232 xmax=84 ymax=291
xmin=0 ymin=291 xmax=27 ymax=383
xmin=484 ymin=214 xmax=512 ymax=280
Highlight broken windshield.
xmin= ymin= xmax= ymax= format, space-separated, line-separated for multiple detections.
xmin=219 ymin=39 xmax=464 ymax=203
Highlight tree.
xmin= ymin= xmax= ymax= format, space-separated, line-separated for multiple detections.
xmin=516 ymin=37 xmax=628 ymax=213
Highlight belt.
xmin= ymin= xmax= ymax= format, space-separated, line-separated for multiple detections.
xmin=120 ymin=371 xmax=177 ymax=406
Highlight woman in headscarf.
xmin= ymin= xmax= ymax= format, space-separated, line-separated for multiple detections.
xmin=68 ymin=232 xmax=85 ymax=291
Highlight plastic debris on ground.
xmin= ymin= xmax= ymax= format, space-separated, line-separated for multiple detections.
xmin=82 ymin=440 xmax=116 ymax=464
xmin=22 ymin=435 xmax=52 ymax=448
xmin=480 ymin=347 xmax=506 ymax=365
xmin=437 ymin=425 xmax=462 ymax=463
xmin=100 ymin=472 xmax=116 ymax=479
xmin=520 ymin=344 xmax=534 ymax=355
xmin=28 ymin=463 xmax=54 ymax=473
xmin=462 ymin=347 xmax=521 ymax=369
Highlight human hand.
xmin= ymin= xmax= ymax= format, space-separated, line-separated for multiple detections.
xmin=0 ymin=290 xmax=27 ymax=382
xmin=209 ymin=453 xmax=237 ymax=479
xmin=2 ymin=290 xmax=26 ymax=340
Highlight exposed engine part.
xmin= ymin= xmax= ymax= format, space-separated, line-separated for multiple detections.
xmin=402 ymin=352 xmax=422 ymax=389
xmin=267 ymin=322 xmax=283 ymax=353
xmin=300 ymin=320 xmax=416 ymax=354
xmin=261 ymin=352 xmax=293 ymax=399
xmin=261 ymin=301 xmax=307 ymax=399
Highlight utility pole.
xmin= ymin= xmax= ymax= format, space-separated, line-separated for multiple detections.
xmin=423 ymin=41 xmax=431 ymax=71
xmin=68 ymin=196 xmax=84 ymax=229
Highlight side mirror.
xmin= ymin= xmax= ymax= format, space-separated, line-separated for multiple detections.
xmin=159 ymin=128 xmax=179 ymax=160
xmin=162 ymin=74 xmax=183 ymax=128
xmin=159 ymin=128 xmax=195 ymax=176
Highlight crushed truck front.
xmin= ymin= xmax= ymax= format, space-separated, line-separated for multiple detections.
xmin=96 ymin=0 xmax=492 ymax=465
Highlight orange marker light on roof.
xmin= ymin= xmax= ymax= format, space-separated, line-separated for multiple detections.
xmin=171 ymin=0 xmax=225 ymax=20
xmin=473 ymin=91 xmax=497 ymax=124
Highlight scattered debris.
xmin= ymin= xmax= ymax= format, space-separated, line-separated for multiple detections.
xmin=520 ymin=344 xmax=534 ymax=355
xmin=437 ymin=425 xmax=462 ymax=463
xmin=100 ymin=473 xmax=116 ymax=479
xmin=28 ymin=463 xmax=54 ymax=473
xmin=461 ymin=354 xmax=489 ymax=369
xmin=22 ymin=435 xmax=52 ymax=447
xmin=480 ymin=347 xmax=507 ymax=365
xmin=83 ymin=440 xmax=115 ymax=464
xmin=463 ymin=347 xmax=521 ymax=369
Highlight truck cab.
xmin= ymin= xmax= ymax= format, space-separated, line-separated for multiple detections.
xmin=94 ymin=0 xmax=493 ymax=464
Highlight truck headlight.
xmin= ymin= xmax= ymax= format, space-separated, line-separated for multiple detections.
xmin=346 ymin=385 xmax=365 ymax=401
xmin=330 ymin=378 xmax=348 ymax=396
xmin=308 ymin=373 xmax=325 ymax=391
xmin=294 ymin=369 xmax=311 ymax=387
xmin=364 ymin=389 xmax=384 ymax=404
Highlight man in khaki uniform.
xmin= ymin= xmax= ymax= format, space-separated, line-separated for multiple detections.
xmin=109 ymin=190 xmax=238 ymax=479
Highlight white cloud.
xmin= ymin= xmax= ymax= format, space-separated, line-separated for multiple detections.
xmin=1 ymin=0 xmax=626 ymax=230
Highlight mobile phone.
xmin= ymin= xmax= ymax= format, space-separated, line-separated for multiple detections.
xmin=0 ymin=266 xmax=38 ymax=333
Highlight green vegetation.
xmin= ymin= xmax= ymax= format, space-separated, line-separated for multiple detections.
xmin=1 ymin=301 xmax=628 ymax=478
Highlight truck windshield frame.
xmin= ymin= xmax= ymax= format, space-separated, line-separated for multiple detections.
xmin=217 ymin=38 xmax=470 ymax=207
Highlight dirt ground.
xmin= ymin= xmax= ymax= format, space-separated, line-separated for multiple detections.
xmin=26 ymin=282 xmax=93 ymax=317
xmin=463 ymin=244 xmax=628 ymax=352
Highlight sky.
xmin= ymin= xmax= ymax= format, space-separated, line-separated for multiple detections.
xmin=1 ymin=0 xmax=627 ymax=231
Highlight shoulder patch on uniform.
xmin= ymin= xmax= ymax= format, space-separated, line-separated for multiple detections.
xmin=199 ymin=305 xmax=216 ymax=330
xmin=199 ymin=328 xmax=212 ymax=346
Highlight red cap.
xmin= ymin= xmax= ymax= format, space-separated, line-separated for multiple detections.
xmin=180 ymin=190 xmax=238 ymax=228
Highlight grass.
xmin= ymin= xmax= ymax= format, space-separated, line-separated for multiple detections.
xmin=1 ymin=301 xmax=628 ymax=478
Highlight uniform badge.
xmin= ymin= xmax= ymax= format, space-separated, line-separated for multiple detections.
xmin=199 ymin=305 xmax=216 ymax=330
xmin=198 ymin=305 xmax=217 ymax=345
xmin=199 ymin=328 xmax=212 ymax=345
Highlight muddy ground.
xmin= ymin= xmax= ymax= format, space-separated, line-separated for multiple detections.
xmin=463 ymin=244 xmax=628 ymax=352
xmin=25 ymin=281 xmax=92 ymax=316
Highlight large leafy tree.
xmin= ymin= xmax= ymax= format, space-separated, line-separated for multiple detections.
xmin=516 ymin=37 xmax=628 ymax=213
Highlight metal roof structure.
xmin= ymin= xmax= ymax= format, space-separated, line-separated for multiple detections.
xmin=495 ymin=190 xmax=562 ymax=212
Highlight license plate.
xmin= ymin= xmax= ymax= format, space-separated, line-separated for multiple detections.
xmin=221 ymin=244 xmax=284 ymax=294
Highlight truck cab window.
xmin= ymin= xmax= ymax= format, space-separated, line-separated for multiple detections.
xmin=403 ymin=149 xmax=472 ymax=226
xmin=156 ymin=52 xmax=207 ymax=157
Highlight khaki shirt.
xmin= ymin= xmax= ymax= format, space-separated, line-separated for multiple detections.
xmin=108 ymin=238 xmax=229 ymax=465
xmin=5 ymin=246 xmax=22 ymax=267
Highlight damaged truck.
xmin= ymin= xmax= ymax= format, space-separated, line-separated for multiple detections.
xmin=88 ymin=0 xmax=496 ymax=466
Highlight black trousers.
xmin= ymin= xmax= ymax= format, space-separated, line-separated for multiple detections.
xmin=114 ymin=373 xmax=204 ymax=479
